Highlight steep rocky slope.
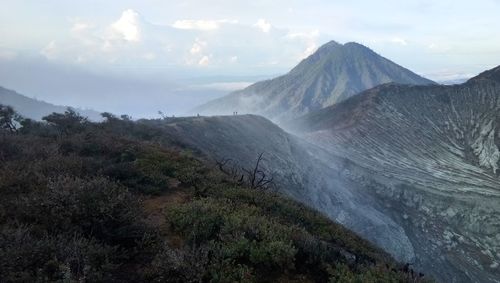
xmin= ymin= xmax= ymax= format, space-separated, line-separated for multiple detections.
xmin=195 ymin=41 xmax=434 ymax=121
xmin=286 ymin=66 xmax=500 ymax=283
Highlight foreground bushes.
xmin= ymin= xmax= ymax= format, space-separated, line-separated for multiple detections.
xmin=0 ymin=107 xmax=430 ymax=282
xmin=0 ymin=226 xmax=121 ymax=282
xmin=155 ymin=186 xmax=427 ymax=282
xmin=0 ymin=174 xmax=151 ymax=282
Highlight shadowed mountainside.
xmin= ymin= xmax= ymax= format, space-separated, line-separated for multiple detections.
xmin=285 ymin=66 xmax=500 ymax=283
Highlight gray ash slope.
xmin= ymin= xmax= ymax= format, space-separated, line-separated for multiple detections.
xmin=194 ymin=41 xmax=434 ymax=121
xmin=286 ymin=66 xmax=500 ymax=282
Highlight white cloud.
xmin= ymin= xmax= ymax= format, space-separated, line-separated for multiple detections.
xmin=426 ymin=42 xmax=451 ymax=53
xmin=111 ymin=9 xmax=141 ymax=42
xmin=390 ymin=37 xmax=408 ymax=46
xmin=71 ymin=21 xmax=92 ymax=34
xmin=172 ymin=19 xmax=237 ymax=31
xmin=40 ymin=41 xmax=58 ymax=59
xmin=198 ymin=55 xmax=211 ymax=66
xmin=286 ymin=30 xmax=320 ymax=60
xmin=302 ymin=43 xmax=318 ymax=59
xmin=190 ymin=44 xmax=202 ymax=54
xmin=190 ymin=39 xmax=207 ymax=54
xmin=32 ymin=11 xmax=326 ymax=71
xmin=70 ymin=20 xmax=98 ymax=47
xmin=186 ymin=38 xmax=212 ymax=66
xmin=254 ymin=19 xmax=272 ymax=33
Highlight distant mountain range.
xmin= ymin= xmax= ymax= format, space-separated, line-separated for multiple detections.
xmin=195 ymin=41 xmax=435 ymax=121
xmin=0 ymin=86 xmax=102 ymax=121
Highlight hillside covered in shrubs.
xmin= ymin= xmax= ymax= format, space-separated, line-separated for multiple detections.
xmin=0 ymin=105 xmax=431 ymax=282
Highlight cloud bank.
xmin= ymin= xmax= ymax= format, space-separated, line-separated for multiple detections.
xmin=32 ymin=9 xmax=327 ymax=77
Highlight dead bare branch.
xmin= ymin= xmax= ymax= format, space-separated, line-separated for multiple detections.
xmin=215 ymin=152 xmax=274 ymax=190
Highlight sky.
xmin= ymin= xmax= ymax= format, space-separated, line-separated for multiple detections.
xmin=1 ymin=0 xmax=500 ymax=116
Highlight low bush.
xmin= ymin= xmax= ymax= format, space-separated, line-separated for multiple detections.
xmin=164 ymin=186 xmax=424 ymax=282
xmin=0 ymin=226 xmax=121 ymax=282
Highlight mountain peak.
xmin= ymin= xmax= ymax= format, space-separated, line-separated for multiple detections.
xmin=296 ymin=41 xmax=378 ymax=70
xmin=195 ymin=40 xmax=435 ymax=121
xmin=322 ymin=40 xmax=342 ymax=47
xmin=314 ymin=41 xmax=368 ymax=55
xmin=316 ymin=40 xmax=342 ymax=51
xmin=343 ymin=41 xmax=366 ymax=48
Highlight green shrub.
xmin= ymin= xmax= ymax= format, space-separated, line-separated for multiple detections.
xmin=248 ymin=240 xmax=297 ymax=269
xmin=167 ymin=196 xmax=330 ymax=280
xmin=147 ymin=243 xmax=209 ymax=282
xmin=42 ymin=108 xmax=88 ymax=135
xmin=0 ymin=226 xmax=121 ymax=283
xmin=14 ymin=176 xmax=146 ymax=247
xmin=207 ymin=257 xmax=254 ymax=283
